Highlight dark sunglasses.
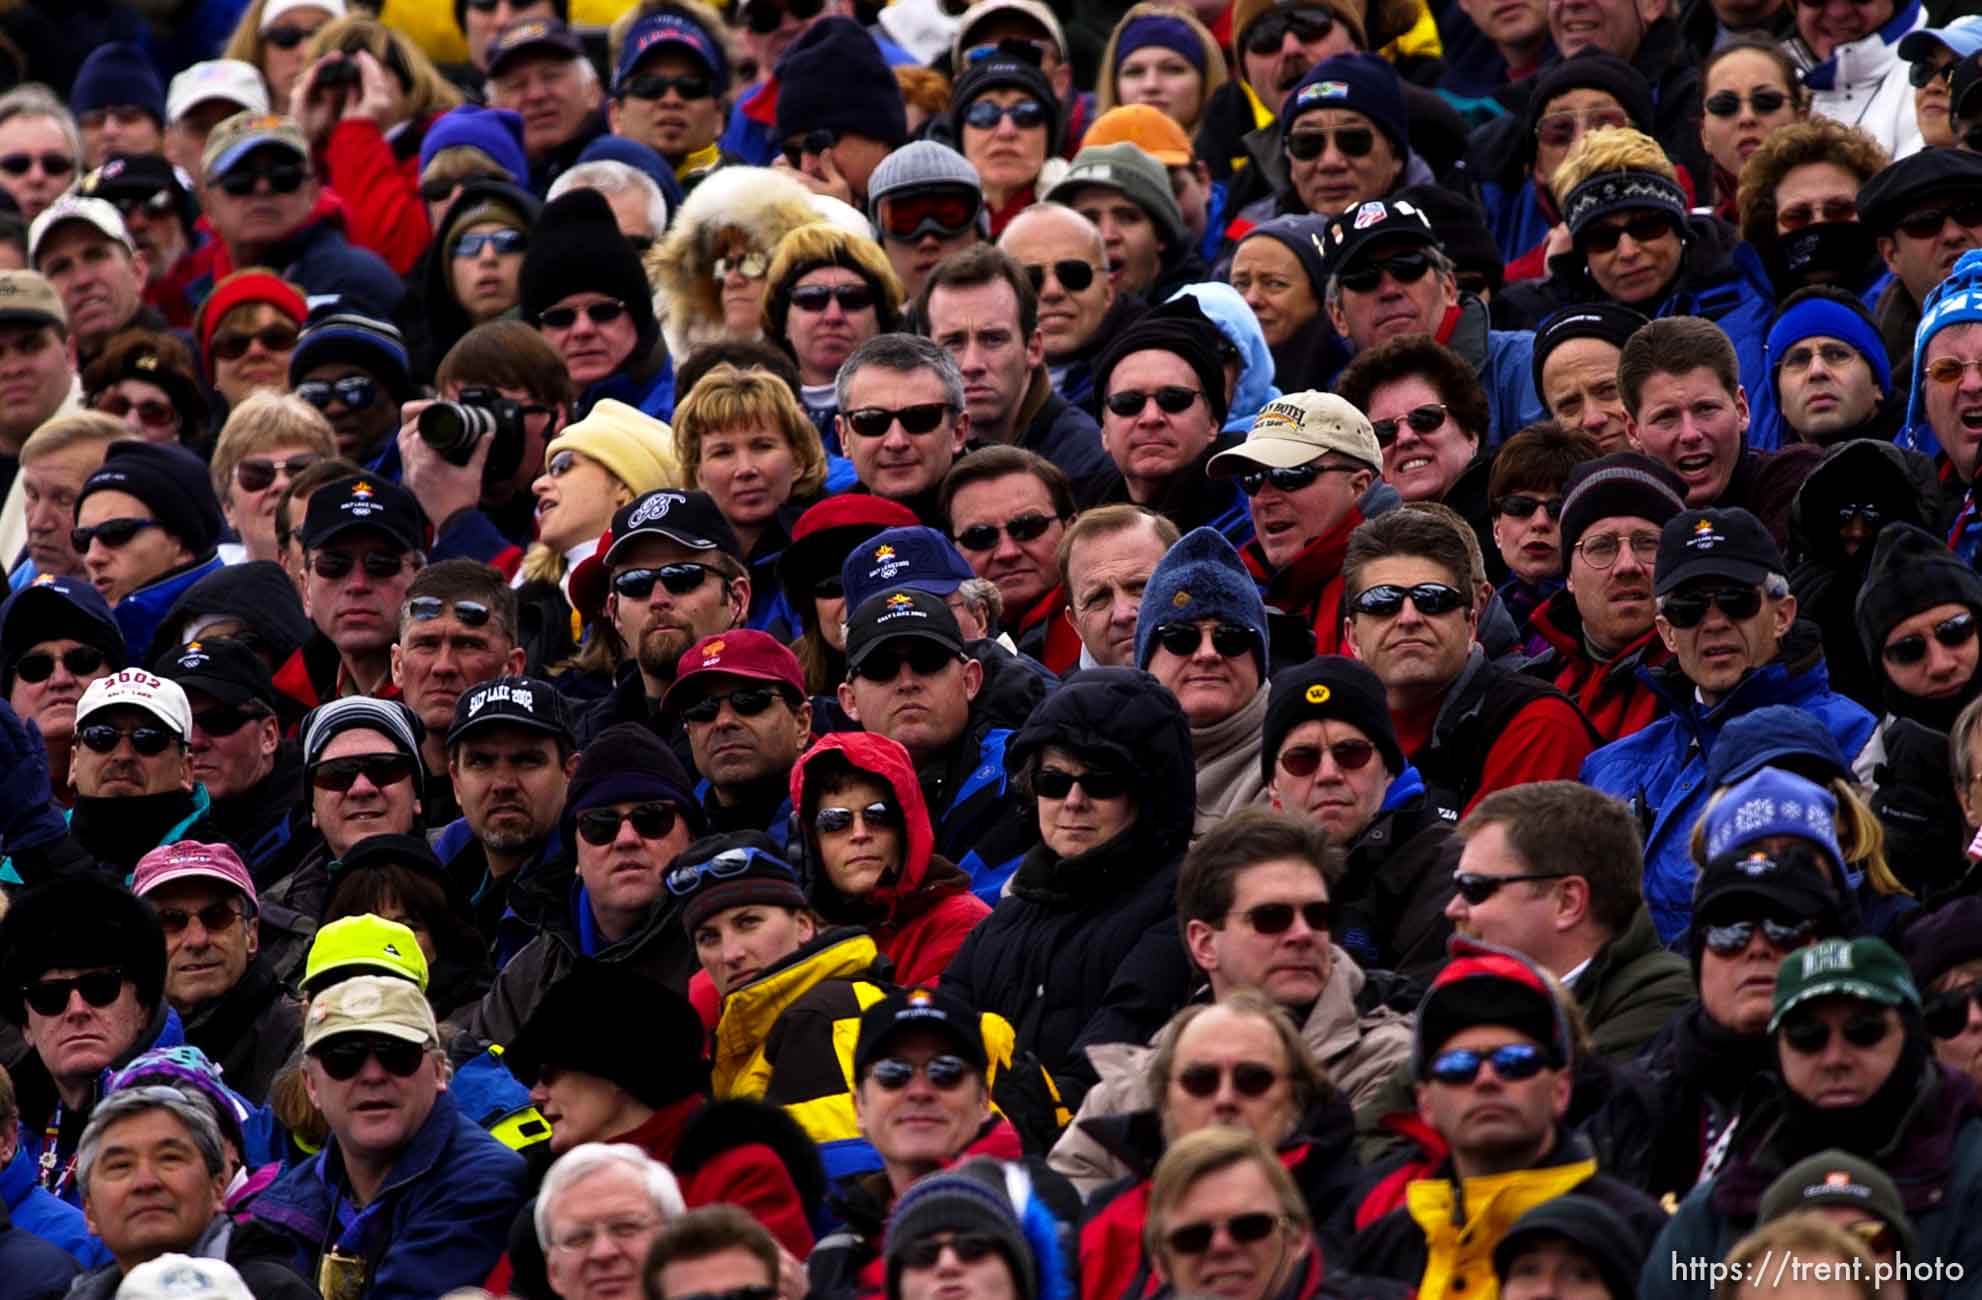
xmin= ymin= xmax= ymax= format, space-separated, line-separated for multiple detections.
xmin=1703 ymin=87 xmax=1790 ymax=118
xmin=1534 ymin=109 xmax=1629 ymax=148
xmin=539 ymin=300 xmax=626 ymax=330
xmin=262 ymin=21 xmax=323 ymax=47
xmin=72 ymin=517 xmax=161 ymax=553
xmin=1701 ymin=916 xmax=1817 ymax=957
xmin=154 ymin=902 xmax=245 ymax=935
xmin=1285 ymin=126 xmax=1374 ymax=161
xmin=897 ymin=1233 xmax=999 ymax=1271
xmin=12 ymin=646 xmax=105 ymax=684
xmin=78 ymin=723 xmax=178 ymax=756
xmin=612 ymin=563 xmax=720 ymax=601
xmin=745 ymin=0 xmax=823 ymax=34
xmin=1427 ymin=1042 xmax=1550 ymax=1085
xmin=845 ymin=403 xmax=951 ymax=438
xmin=854 ymin=641 xmax=959 ymax=682
xmin=815 ymin=801 xmax=900 ymax=834
xmin=1278 ymin=740 xmax=1375 ymax=776
xmin=1494 ymin=494 xmax=1564 ymax=521
xmin=1660 ymin=585 xmax=1763 ymax=629
xmin=1883 ymin=612 xmax=1977 ymax=666
xmin=1453 ymin=870 xmax=1567 ymax=905
xmin=1337 ymin=250 xmax=1434 ymax=295
xmin=789 ymin=283 xmax=874 ymax=314
xmin=313 ymin=1035 xmax=428 ymax=1081
xmin=1777 ymin=198 xmax=1856 ymax=231
xmin=1023 ymin=259 xmax=1096 ymax=294
xmin=23 ymin=969 xmax=125 ymax=1017
xmin=310 ymin=549 xmax=409 ymax=581
xmin=0 ymin=152 xmax=74 ymax=177
xmin=215 ymin=164 xmax=306 ymax=197
xmin=1166 ymin=1213 xmax=1281 ymax=1257
xmin=296 ymin=375 xmax=378 ymax=411
xmin=1237 ymin=461 xmax=1364 ymax=496
xmin=1837 ymin=503 xmax=1884 ymax=528
xmin=866 ymin=1054 xmax=971 ymax=1090
xmin=955 ymin=513 xmax=1057 ymax=552
xmin=93 ymin=391 xmax=178 ymax=428
xmin=1580 ymin=212 xmax=1678 ymax=254
xmin=577 ymin=800 xmax=681 ymax=846
xmin=962 ymin=97 xmax=1047 ymax=131
xmin=1234 ymin=900 xmax=1332 ymax=934
xmin=1244 ymin=7 xmax=1333 ymax=53
xmin=1781 ymin=1011 xmax=1892 ymax=1055
xmin=813 ymin=575 xmax=845 ymax=599
xmin=407 ymin=596 xmax=491 ymax=626
xmin=881 ymin=188 xmax=980 ymax=241
xmin=623 ymin=72 xmax=714 ymax=101
xmin=192 ymin=704 xmax=263 ymax=737
xmin=209 ymin=323 xmax=299 ymax=360
xmin=1925 ymin=981 xmax=1982 ymax=1040
xmin=1367 ymin=401 xmax=1446 ymax=447
xmin=1105 ymin=386 xmax=1201 ymax=419
xmin=1153 ymin=622 xmax=1255 ymax=659
xmin=1174 ymin=1061 xmax=1280 ymax=1099
xmin=1910 ymin=58 xmax=1957 ymax=88
xmin=1351 ymin=582 xmax=1468 ymax=619
xmin=453 ymin=229 xmax=527 ymax=258
xmin=420 ymin=173 xmax=497 ymax=203
xmin=234 ymin=452 xmax=321 ymax=493
xmin=681 ymin=686 xmax=781 ymax=724
xmin=781 ymin=128 xmax=839 ymax=168
xmin=1033 ymin=766 xmax=1128 ymax=800
xmin=308 ymin=754 xmax=414 ymax=792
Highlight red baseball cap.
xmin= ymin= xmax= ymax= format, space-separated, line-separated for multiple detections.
xmin=661 ymin=631 xmax=808 ymax=722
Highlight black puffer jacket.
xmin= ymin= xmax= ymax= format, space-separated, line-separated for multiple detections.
xmin=940 ymin=669 xmax=1198 ymax=1108
xmin=1333 ymin=788 xmax=1461 ymax=993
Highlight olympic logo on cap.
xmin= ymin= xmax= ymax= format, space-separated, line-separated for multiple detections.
xmin=875 ymin=545 xmax=896 ymax=561
xmin=702 ymin=639 xmax=726 ymax=658
xmin=886 ymin=593 xmax=915 ymax=609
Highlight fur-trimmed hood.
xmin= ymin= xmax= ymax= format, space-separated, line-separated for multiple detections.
xmin=648 ymin=166 xmax=822 ymax=361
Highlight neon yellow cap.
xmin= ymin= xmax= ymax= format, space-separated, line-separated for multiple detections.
xmin=304 ymin=914 xmax=431 ymax=992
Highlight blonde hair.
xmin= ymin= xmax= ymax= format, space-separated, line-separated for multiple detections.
xmin=1095 ymin=3 xmax=1229 ymax=128
xmin=1718 ymin=1213 xmax=1878 ymax=1300
xmin=1144 ymin=1128 xmax=1308 ymax=1265
xmin=305 ymin=16 xmax=464 ymax=123
xmin=19 ymin=412 xmax=134 ymax=465
xmin=764 ymin=223 xmax=906 ymax=332
xmin=1551 ymin=126 xmax=1678 ymax=203
xmin=209 ymin=391 xmax=337 ymax=501
xmin=221 ymin=0 xmax=275 ymax=65
xmin=896 ymin=66 xmax=953 ymax=121
xmin=672 ymin=363 xmax=829 ymax=501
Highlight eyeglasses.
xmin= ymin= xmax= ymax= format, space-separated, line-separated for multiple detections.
xmin=623 ymin=72 xmax=714 ymax=101
xmin=296 ymin=375 xmax=379 ymax=411
xmin=962 ymin=97 xmax=1048 ymax=131
xmin=745 ymin=0 xmax=823 ymax=34
xmin=1174 ymin=1061 xmax=1281 ymax=1099
xmin=956 ymin=513 xmax=1059 ymax=552
xmin=577 ymin=801 xmax=681 ymax=846
xmin=866 ymin=1055 xmax=971 ymax=1090
xmin=539 ymin=301 xmax=626 ymax=330
xmin=612 ymin=563 xmax=722 ymax=601
xmin=550 ymin=1216 xmax=662 ymax=1257
xmin=215 ymin=164 xmax=306 ymax=197
xmin=789 ymin=283 xmax=874 ymax=314
xmin=1700 ymin=916 xmax=1817 ymax=956
xmin=1337 ymin=251 xmax=1434 ymax=295
xmin=92 ymin=391 xmax=178 ymax=428
xmin=312 ymin=1034 xmax=428 ymax=1081
xmin=1534 ymin=108 xmax=1629 ymax=148
xmin=1924 ymin=356 xmax=1982 ymax=386
xmin=1023 ymin=259 xmax=1097 ymax=294
xmin=880 ymin=188 xmax=981 ymax=241
xmin=1033 ymin=766 xmax=1128 ymax=800
xmin=714 ymin=252 xmax=770 ymax=280
xmin=815 ymin=801 xmax=900 ymax=834
xmin=681 ymin=686 xmax=782 ymax=724
xmin=1895 ymin=200 xmax=1982 ymax=240
xmin=192 ymin=704 xmax=264 ymax=737
xmin=1233 ymin=900 xmax=1332 ymax=935
xmin=1580 ymin=212 xmax=1678 ymax=254
xmin=1575 ymin=530 xmax=1660 ymax=569
xmin=781 ymin=127 xmax=839 ymax=168
xmin=407 ymin=596 xmax=491 ymax=627
xmin=1924 ymin=981 xmax=1982 ymax=1040
xmin=1350 ymin=582 xmax=1468 ymax=618
xmin=209 ymin=323 xmax=299 ymax=361
xmin=1105 ymin=386 xmax=1201 ymax=418
xmin=1427 ymin=1042 xmax=1550 ymax=1085
xmin=308 ymin=754 xmax=415 ymax=792
xmin=1883 ymin=612 xmax=1977 ymax=666
xmin=1703 ymin=88 xmax=1791 ymax=118
xmin=1152 ymin=622 xmax=1255 ymax=659
xmin=154 ymin=902 xmax=245 ymax=936
xmin=12 ymin=646 xmax=106 ymax=684
xmin=1452 ymin=870 xmax=1569 ymax=905
xmin=78 ymin=722 xmax=179 ymax=756
xmin=1659 ymin=584 xmax=1764 ymax=628
xmin=1494 ymin=494 xmax=1564 ymax=521
xmin=853 ymin=641 xmax=960 ymax=682
xmin=1910 ymin=58 xmax=1958 ymax=88
xmin=262 ymin=21 xmax=324 ymax=47
xmin=1278 ymin=740 xmax=1375 ymax=776
xmin=1285 ymin=126 xmax=1375 ymax=162
xmin=1237 ymin=461 xmax=1363 ymax=496
xmin=71 ymin=517 xmax=162 ymax=554
xmin=453 ymin=229 xmax=527 ymax=258
xmin=844 ymin=403 xmax=952 ymax=438
xmin=1165 ymin=1213 xmax=1283 ymax=1256
xmin=310 ymin=550 xmax=410 ymax=581
xmin=1780 ymin=1011 xmax=1892 ymax=1055
xmin=1780 ymin=342 xmax=1862 ymax=373
xmin=0 ymin=152 xmax=75 ymax=177
xmin=897 ymin=1233 xmax=999 ymax=1271
xmin=1367 ymin=401 xmax=1446 ymax=447
xmin=23 ymin=969 xmax=125 ymax=1017
xmin=1244 ymin=7 xmax=1334 ymax=53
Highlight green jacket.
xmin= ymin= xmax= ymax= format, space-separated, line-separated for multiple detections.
xmin=1576 ymin=907 xmax=1694 ymax=1062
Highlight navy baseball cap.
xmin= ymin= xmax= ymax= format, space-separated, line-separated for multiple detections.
xmin=841 ymin=526 xmax=975 ymax=613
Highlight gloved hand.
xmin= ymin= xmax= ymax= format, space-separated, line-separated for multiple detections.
xmin=0 ymin=698 xmax=64 ymax=854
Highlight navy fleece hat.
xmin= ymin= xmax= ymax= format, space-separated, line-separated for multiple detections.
xmin=1282 ymin=53 xmax=1406 ymax=159
xmin=76 ymin=442 xmax=224 ymax=557
xmin=0 ymin=575 xmax=125 ymax=694
xmin=518 ymin=187 xmax=658 ymax=352
xmin=420 ymin=105 xmax=529 ymax=186
xmin=71 ymin=43 xmax=166 ymax=124
xmin=1135 ymin=527 xmax=1269 ymax=679
xmin=776 ymin=18 xmax=908 ymax=149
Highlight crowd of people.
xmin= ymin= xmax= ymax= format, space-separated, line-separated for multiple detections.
xmin=3 ymin=0 xmax=1982 ymax=1296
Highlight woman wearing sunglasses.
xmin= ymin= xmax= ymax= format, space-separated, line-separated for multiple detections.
xmin=416 ymin=178 xmax=539 ymax=373
xmin=208 ymin=392 xmax=336 ymax=566
xmin=1900 ymin=896 xmax=1982 ymax=1092
xmin=1487 ymin=424 xmax=1602 ymax=650
xmin=1700 ymin=39 xmax=1807 ymax=226
xmin=0 ymin=575 xmax=124 ymax=817
xmin=762 ymin=224 xmax=905 ymax=451
xmin=947 ymin=52 xmax=1063 ymax=237
xmin=81 ymin=331 xmax=208 ymax=450
xmin=222 ymin=0 xmax=345 ymax=114
xmin=195 ymin=271 xmax=308 ymax=422
xmin=653 ymin=166 xmax=823 ymax=361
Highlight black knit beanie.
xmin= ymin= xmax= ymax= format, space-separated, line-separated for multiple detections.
xmin=76 ymin=441 xmax=224 ymax=557
xmin=1262 ymin=655 xmax=1403 ymax=785
xmin=504 ymin=960 xmax=710 ymax=1109
xmin=1557 ymin=452 xmax=1688 ymax=560
xmin=1855 ymin=521 xmax=1982 ymax=664
xmin=776 ymin=17 xmax=908 ymax=149
xmin=1522 ymin=52 xmax=1655 ymax=169
xmin=518 ymin=188 xmax=658 ymax=355
xmin=885 ymin=1158 xmax=1037 ymax=1300
xmin=1239 ymin=214 xmax=1330 ymax=299
xmin=1094 ymin=295 xmax=1230 ymax=424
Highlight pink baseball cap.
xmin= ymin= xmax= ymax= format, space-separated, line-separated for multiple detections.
xmin=132 ymin=841 xmax=258 ymax=907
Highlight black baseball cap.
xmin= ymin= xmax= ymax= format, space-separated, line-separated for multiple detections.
xmin=1317 ymin=195 xmax=1438 ymax=281
xmin=1952 ymin=49 xmax=1982 ymax=121
xmin=1653 ymin=507 xmax=1783 ymax=597
xmin=446 ymin=674 xmax=576 ymax=748
xmin=300 ymin=472 xmax=428 ymax=553
xmin=153 ymin=636 xmax=276 ymax=711
xmin=853 ymin=985 xmax=988 ymax=1079
xmin=843 ymin=588 xmax=967 ymax=675
xmin=1857 ymin=147 xmax=1982 ymax=237
xmin=601 ymin=489 xmax=743 ymax=566
xmin=1691 ymin=844 xmax=1845 ymax=931
xmin=485 ymin=17 xmax=586 ymax=78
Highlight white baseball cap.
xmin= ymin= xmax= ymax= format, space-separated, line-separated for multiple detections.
xmin=28 ymin=195 xmax=135 ymax=266
xmin=116 ymin=1255 xmax=255 ymax=1300
xmin=75 ymin=670 xmax=194 ymax=737
xmin=260 ymin=0 xmax=347 ymax=31
xmin=165 ymin=60 xmax=271 ymax=126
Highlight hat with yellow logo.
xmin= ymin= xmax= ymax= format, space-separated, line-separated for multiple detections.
xmin=1261 ymin=654 xmax=1400 ymax=785
xmin=1209 ymin=389 xmax=1382 ymax=476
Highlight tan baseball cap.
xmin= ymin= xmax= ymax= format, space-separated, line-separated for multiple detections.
xmin=1208 ymin=390 xmax=1382 ymax=475
xmin=202 ymin=111 xmax=309 ymax=183
xmin=304 ymin=973 xmax=439 ymax=1051
xmin=0 ymin=270 xmax=67 ymax=331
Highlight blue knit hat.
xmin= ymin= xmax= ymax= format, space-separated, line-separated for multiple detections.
xmin=419 ymin=105 xmax=530 ymax=187
xmin=1767 ymin=293 xmax=1891 ymax=396
xmin=1281 ymin=53 xmax=1407 ymax=160
xmin=1134 ymin=526 xmax=1269 ymax=678
xmin=71 ymin=43 xmax=166 ymax=124
xmin=1701 ymin=768 xmax=1845 ymax=873
xmin=1904 ymin=247 xmax=1982 ymax=459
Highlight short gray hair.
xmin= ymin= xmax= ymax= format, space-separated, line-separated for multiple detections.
xmin=1323 ymin=246 xmax=1456 ymax=316
xmin=835 ymin=332 xmax=965 ymax=416
xmin=548 ymin=160 xmax=670 ymax=235
xmin=1656 ymin=570 xmax=1791 ymax=615
xmin=77 ymin=1086 xmax=226 ymax=1204
xmin=0 ymin=85 xmax=81 ymax=164
xmin=534 ymin=1143 xmax=686 ymax=1250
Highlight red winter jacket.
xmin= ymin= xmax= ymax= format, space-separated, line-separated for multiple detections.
xmin=619 ymin=1096 xmax=814 ymax=1257
xmin=1014 ymin=585 xmax=1082 ymax=675
xmin=318 ymin=114 xmax=440 ymax=276
xmin=1522 ymin=589 xmax=1671 ymax=745
xmin=1241 ymin=506 xmax=1365 ymax=658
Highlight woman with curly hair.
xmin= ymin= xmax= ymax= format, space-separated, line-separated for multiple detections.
xmin=1095 ymin=4 xmax=1228 ymax=135
xmin=1736 ymin=116 xmax=1890 ymax=298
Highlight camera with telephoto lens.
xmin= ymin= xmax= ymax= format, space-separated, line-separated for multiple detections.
xmin=417 ymin=391 xmax=528 ymax=484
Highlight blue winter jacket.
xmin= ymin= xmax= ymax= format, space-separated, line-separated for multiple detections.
xmin=1580 ymin=624 xmax=1875 ymax=944
xmin=244 ymin=1091 xmax=527 ymax=1300
xmin=112 ymin=553 xmax=224 ymax=665
xmin=1172 ymin=282 xmax=1282 ymax=434
xmin=0 ymin=1150 xmax=109 ymax=1268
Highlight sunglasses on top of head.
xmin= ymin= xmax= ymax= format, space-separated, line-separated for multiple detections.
xmin=1882 ymin=611 xmax=1977 ymax=666
xmin=1659 ymin=585 xmax=1763 ymax=629
xmin=406 ymin=596 xmax=491 ymax=627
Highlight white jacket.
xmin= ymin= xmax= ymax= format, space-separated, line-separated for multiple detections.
xmin=1802 ymin=1 xmax=1928 ymax=159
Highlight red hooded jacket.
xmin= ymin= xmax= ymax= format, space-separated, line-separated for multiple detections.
xmin=1241 ymin=505 xmax=1366 ymax=658
xmin=319 ymin=114 xmax=441 ymax=276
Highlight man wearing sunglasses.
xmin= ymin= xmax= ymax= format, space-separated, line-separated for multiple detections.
xmin=522 ymin=188 xmax=673 ymax=420
xmin=996 ymin=205 xmax=1123 ymax=408
xmin=1353 ymin=939 xmax=1665 ymax=1290
xmin=289 ymin=308 xmax=415 ymax=467
xmin=661 ymin=632 xmax=811 ymax=839
xmin=71 ymin=441 xmax=226 ymax=658
xmin=298 ymin=698 xmax=427 ymax=904
xmin=249 ymin=973 xmax=527 ymax=1298
xmin=941 ymin=448 xmax=1086 ymax=674
xmin=26 ymin=197 xmax=155 ymax=371
xmin=390 ymin=563 xmax=527 ymax=823
xmin=1047 ymin=141 xmax=1197 ymax=304
xmin=0 ymin=271 xmax=82 ymax=508
xmin=868 ymin=142 xmax=986 ymax=300
xmin=772 ymin=19 xmax=908 ymax=212
xmin=1858 ymin=151 xmax=1982 ymax=413
xmin=606 ymin=10 xmax=732 ymax=188
xmin=298 ymin=472 xmax=427 ymax=703
xmin=0 ymin=88 xmax=79 ymax=224
xmin=0 ymin=576 xmax=123 ymax=817
xmin=1913 ymin=253 xmax=1982 ymax=564
xmin=1854 ymin=522 xmax=1982 ymax=759
xmin=834 ymin=335 xmax=968 ymax=525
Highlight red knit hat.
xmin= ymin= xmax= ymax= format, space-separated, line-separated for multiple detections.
xmin=196 ymin=269 xmax=307 ymax=380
